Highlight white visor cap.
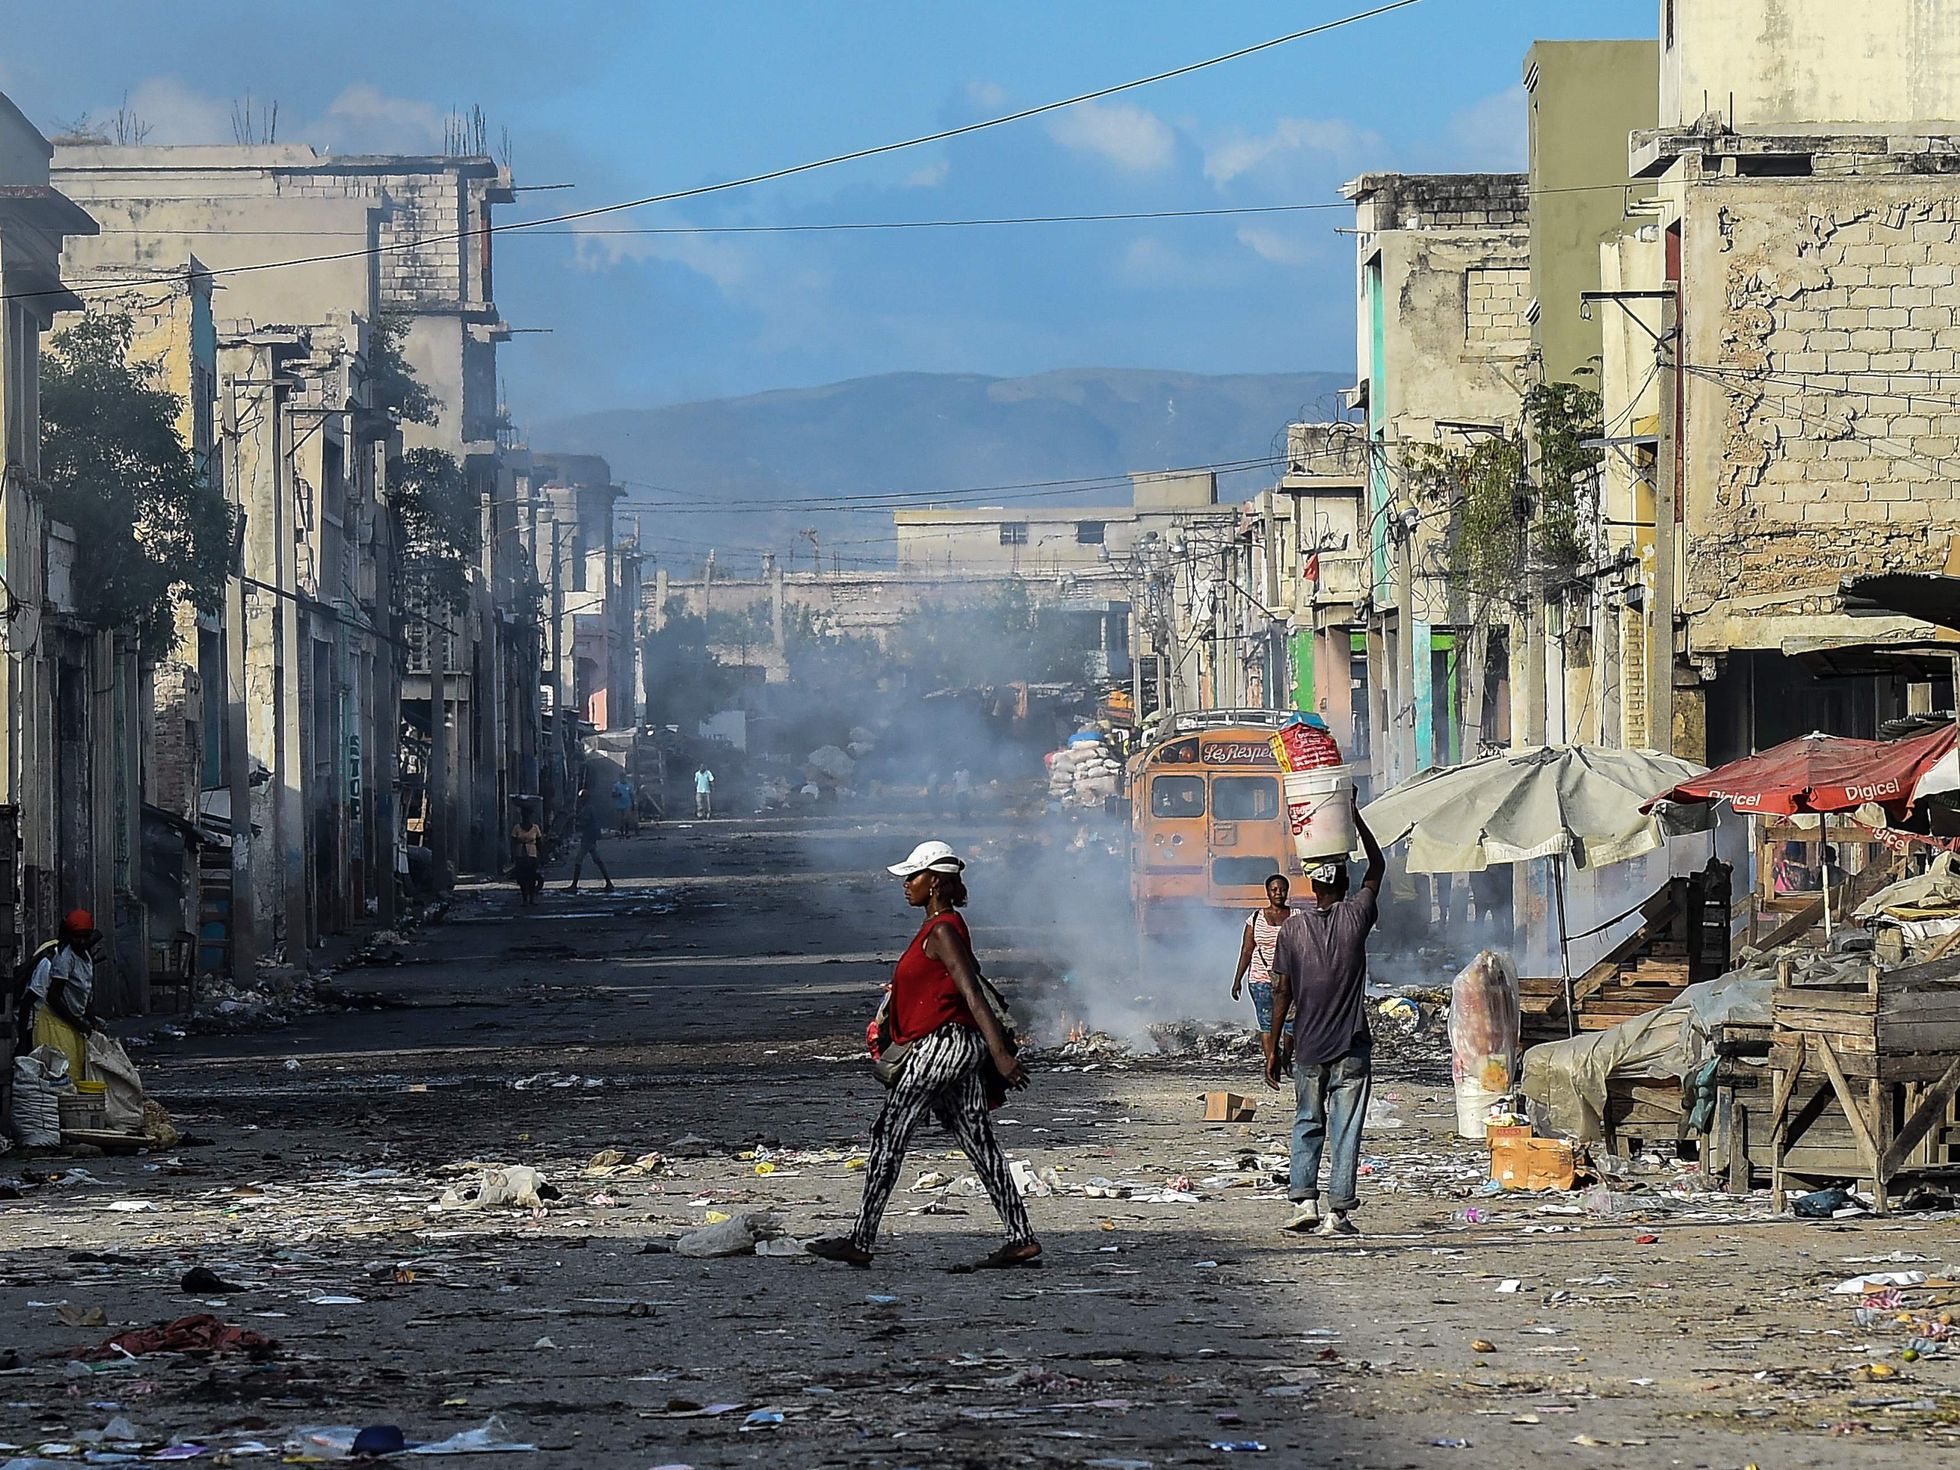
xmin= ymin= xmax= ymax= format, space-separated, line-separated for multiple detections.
xmin=888 ymin=840 xmax=967 ymax=877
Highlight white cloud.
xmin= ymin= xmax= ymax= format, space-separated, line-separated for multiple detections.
xmin=1047 ymin=101 xmax=1176 ymax=174
xmin=1236 ymin=224 xmax=1315 ymax=267
xmin=569 ymin=219 xmax=750 ymax=291
xmin=965 ymin=80 xmax=1007 ymax=112
xmin=86 ymin=78 xmax=450 ymax=153
xmin=316 ymin=83 xmax=443 ymax=154
xmin=120 ymin=77 xmax=234 ymax=144
xmin=1203 ymin=117 xmax=1381 ymax=187
xmin=903 ymin=157 xmax=950 ymax=189
xmin=1447 ymin=84 xmax=1526 ymax=170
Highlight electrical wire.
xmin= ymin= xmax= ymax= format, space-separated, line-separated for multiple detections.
xmin=16 ymin=0 xmax=1421 ymax=307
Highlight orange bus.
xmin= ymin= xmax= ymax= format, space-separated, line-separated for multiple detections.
xmin=1129 ymin=710 xmax=1304 ymax=936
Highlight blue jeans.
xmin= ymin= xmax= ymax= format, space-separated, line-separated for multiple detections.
xmin=1290 ymin=1038 xmax=1372 ymax=1211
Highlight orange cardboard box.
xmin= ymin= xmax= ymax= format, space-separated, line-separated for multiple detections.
xmin=1489 ymin=1128 xmax=1578 ymax=1191
xmin=1199 ymin=1091 xmax=1257 ymax=1123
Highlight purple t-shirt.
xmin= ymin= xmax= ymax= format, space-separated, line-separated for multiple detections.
xmin=1271 ymin=890 xmax=1379 ymax=1066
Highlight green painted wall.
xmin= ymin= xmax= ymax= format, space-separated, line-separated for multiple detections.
xmin=1524 ymin=39 xmax=1659 ymax=384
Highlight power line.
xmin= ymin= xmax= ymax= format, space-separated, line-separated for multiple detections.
xmin=614 ymin=455 xmax=1280 ymax=512
xmin=21 ymin=0 xmax=1420 ymax=307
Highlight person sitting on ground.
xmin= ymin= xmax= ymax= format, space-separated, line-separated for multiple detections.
xmin=809 ymin=841 xmax=1038 ymax=1271
xmin=1231 ymin=873 xmax=1292 ymax=1041
xmin=1265 ymin=798 xmax=1385 ymax=1239
xmin=566 ymin=789 xmax=615 ymax=894
xmin=510 ymin=804 xmax=544 ymax=905
xmin=25 ymin=910 xmax=99 ymax=1081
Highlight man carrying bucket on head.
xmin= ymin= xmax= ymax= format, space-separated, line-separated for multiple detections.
xmin=1264 ymin=796 xmax=1384 ymax=1239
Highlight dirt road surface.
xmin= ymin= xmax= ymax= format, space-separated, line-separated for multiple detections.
xmin=2 ymin=812 xmax=1956 ymax=1467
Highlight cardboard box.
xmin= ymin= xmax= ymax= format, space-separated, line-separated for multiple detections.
xmin=1199 ymin=1091 xmax=1257 ymax=1122
xmin=1489 ymin=1128 xmax=1578 ymax=1192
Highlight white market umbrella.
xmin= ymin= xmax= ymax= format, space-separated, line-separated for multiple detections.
xmin=1360 ymin=745 xmax=1710 ymax=1035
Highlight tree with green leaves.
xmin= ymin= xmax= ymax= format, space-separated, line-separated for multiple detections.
xmin=39 ymin=311 xmax=234 ymax=657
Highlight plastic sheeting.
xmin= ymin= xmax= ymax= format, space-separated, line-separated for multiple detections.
xmin=1448 ymin=950 xmax=1520 ymax=1139
xmin=1520 ymin=946 xmax=1865 ymax=1140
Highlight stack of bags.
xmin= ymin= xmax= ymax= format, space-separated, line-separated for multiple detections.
xmin=1066 ymin=730 xmax=1121 ymax=803
xmin=1045 ymin=747 xmax=1079 ymax=802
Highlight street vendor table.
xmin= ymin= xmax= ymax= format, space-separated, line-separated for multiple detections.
xmin=1768 ymin=953 xmax=1960 ymax=1212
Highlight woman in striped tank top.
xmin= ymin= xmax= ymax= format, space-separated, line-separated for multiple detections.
xmin=1232 ymin=873 xmax=1292 ymax=1037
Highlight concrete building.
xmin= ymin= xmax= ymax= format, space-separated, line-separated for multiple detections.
xmin=1657 ymin=0 xmax=1960 ymax=134
xmin=1230 ymin=423 xmax=1371 ymax=753
xmin=1343 ymin=171 xmax=1532 ymax=791
xmin=1583 ymin=0 xmax=1960 ymax=766
xmin=0 ymin=95 xmax=109 ymax=991
xmin=1524 ymin=40 xmax=1660 ymax=384
xmin=517 ymin=451 xmax=639 ymax=734
xmin=892 ymin=470 xmax=1225 ymax=576
xmin=53 ymin=145 xmax=526 ymax=875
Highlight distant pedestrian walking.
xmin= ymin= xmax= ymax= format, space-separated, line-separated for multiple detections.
xmin=612 ymin=776 xmax=635 ymax=837
xmin=1231 ymin=873 xmax=1292 ymax=1039
xmin=952 ymin=767 xmax=972 ymax=822
xmin=809 ymin=841 xmax=1038 ymax=1271
xmin=694 ymin=765 xmax=715 ymax=818
xmin=566 ymin=789 xmax=615 ymax=893
xmin=510 ymin=803 xmax=544 ymax=905
xmin=1266 ymin=798 xmax=1384 ymax=1239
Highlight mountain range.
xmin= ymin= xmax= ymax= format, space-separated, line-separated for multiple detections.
xmin=534 ymin=367 xmax=1351 ymax=575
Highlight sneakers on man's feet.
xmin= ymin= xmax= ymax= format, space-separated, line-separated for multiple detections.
xmin=1315 ymin=1210 xmax=1359 ymax=1237
xmin=1281 ymin=1200 xmax=1321 ymax=1233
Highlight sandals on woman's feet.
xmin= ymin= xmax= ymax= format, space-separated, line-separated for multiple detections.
xmin=806 ymin=1237 xmax=873 ymax=1267
xmin=962 ymin=1241 xmax=1042 ymax=1272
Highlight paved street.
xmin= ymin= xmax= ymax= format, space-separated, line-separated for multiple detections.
xmin=2 ymin=812 xmax=1955 ymax=1467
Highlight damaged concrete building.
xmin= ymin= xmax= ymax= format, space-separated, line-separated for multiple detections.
xmin=1591 ymin=0 xmax=1960 ymax=764
xmin=1341 ymin=170 xmax=1532 ymax=796
xmin=51 ymin=142 xmax=538 ymax=967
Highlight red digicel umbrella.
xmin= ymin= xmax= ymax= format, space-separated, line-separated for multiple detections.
xmin=1645 ymin=725 xmax=1957 ymax=815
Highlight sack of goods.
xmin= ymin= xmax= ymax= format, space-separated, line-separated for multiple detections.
xmin=1269 ymin=715 xmax=1344 ymax=773
xmin=9 ymin=1045 xmax=73 ymax=1149
xmin=1047 ymin=748 xmax=1078 ymax=796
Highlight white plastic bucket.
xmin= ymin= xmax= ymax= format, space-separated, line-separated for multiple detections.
xmin=1284 ymin=765 xmax=1356 ymax=862
xmin=1454 ymin=1081 xmax=1505 ymax=1139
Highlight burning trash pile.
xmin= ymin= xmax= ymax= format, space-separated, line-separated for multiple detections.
xmin=1046 ymin=728 xmax=1121 ymax=807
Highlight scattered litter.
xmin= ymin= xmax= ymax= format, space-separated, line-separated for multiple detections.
xmin=70 ymin=1314 xmax=277 ymax=1362
xmin=1833 ymin=1272 xmax=1929 ymax=1295
xmin=674 ymin=1210 xmax=783 ymax=1258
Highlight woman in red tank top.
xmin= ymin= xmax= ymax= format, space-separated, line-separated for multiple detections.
xmin=809 ymin=841 xmax=1040 ymax=1270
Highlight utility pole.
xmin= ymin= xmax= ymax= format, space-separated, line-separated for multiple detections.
xmin=219 ymin=380 xmax=256 ymax=973
xmin=427 ymin=614 xmax=447 ymax=872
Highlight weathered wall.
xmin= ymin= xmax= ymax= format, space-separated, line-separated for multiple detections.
xmin=1680 ymin=163 xmax=1960 ymax=653
xmin=1661 ymin=0 xmax=1960 ymax=132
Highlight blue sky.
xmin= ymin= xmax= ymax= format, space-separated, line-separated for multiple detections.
xmin=1 ymin=1 xmax=1656 ymax=422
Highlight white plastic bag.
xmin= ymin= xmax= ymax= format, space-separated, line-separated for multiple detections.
xmin=85 ymin=1031 xmax=146 ymax=1130
xmin=674 ymin=1210 xmax=783 ymax=1258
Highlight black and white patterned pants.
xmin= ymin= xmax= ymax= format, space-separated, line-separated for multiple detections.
xmin=851 ymin=1023 xmax=1034 ymax=1251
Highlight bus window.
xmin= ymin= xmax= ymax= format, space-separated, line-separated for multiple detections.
xmin=1150 ymin=774 xmax=1206 ymax=819
xmin=1212 ymin=775 xmax=1280 ymax=822
xmin=1214 ymin=856 xmax=1280 ymax=887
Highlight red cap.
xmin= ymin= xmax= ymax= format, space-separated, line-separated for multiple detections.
xmin=62 ymin=908 xmax=95 ymax=937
